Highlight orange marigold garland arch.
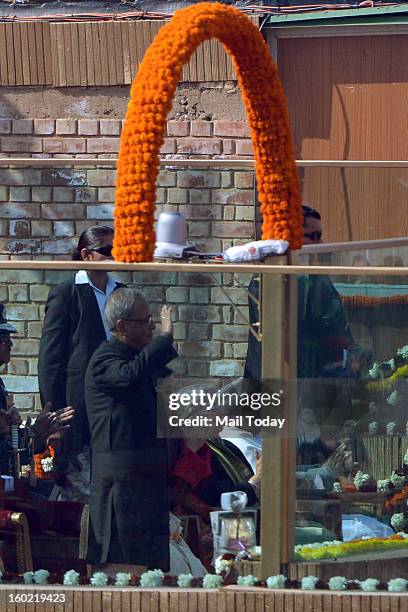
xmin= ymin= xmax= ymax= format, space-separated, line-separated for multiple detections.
xmin=113 ymin=2 xmax=303 ymax=262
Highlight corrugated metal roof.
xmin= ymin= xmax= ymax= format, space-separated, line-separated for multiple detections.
xmin=265 ymin=3 xmax=408 ymax=26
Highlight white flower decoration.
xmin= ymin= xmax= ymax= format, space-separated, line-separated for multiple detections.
xmin=368 ymin=362 xmax=381 ymax=379
xmin=203 ymin=574 xmax=223 ymax=589
xmin=354 ymin=471 xmax=371 ymax=490
xmin=387 ymin=422 xmax=397 ymax=435
xmin=90 ymin=572 xmax=108 ymax=587
xmin=368 ymin=421 xmax=379 ymax=435
xmin=266 ymin=574 xmax=286 ymax=589
xmin=237 ymin=575 xmax=257 ymax=586
xmin=140 ymin=569 xmax=164 ymax=588
xmin=397 ymin=346 xmax=408 ymax=360
xmin=388 ymin=578 xmax=408 ymax=592
xmin=214 ymin=556 xmax=234 ymax=575
xmin=301 ymin=576 xmax=319 ymax=590
xmin=387 ymin=391 xmax=399 ymax=406
xmin=328 ymin=576 xmax=347 ymax=591
xmin=115 ymin=573 xmax=131 ymax=587
xmin=23 ymin=571 xmax=34 ymax=584
xmin=41 ymin=456 xmax=54 ymax=472
xmin=391 ymin=513 xmax=407 ymax=531
xmin=386 ymin=358 xmax=396 ymax=371
xmin=33 ymin=570 xmax=50 ymax=585
xmin=390 ymin=471 xmax=406 ymax=487
xmin=360 ymin=578 xmax=379 ymax=591
xmin=63 ymin=570 xmax=80 ymax=586
xmin=332 ymin=482 xmax=342 ymax=494
xmin=177 ymin=573 xmax=194 ymax=588
xmin=377 ymin=479 xmax=390 ymax=492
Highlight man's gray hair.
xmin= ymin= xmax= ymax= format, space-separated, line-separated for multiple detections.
xmin=105 ymin=288 xmax=147 ymax=331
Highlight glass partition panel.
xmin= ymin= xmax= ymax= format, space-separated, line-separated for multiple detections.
xmin=293 ymin=263 xmax=408 ymax=567
xmin=0 ymin=266 xmax=262 ymax=576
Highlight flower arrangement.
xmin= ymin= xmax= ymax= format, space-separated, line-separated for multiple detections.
xmin=90 ymin=572 xmax=108 ymax=587
xmin=390 ymin=471 xmax=406 ymax=487
xmin=33 ymin=570 xmax=50 ymax=585
xmin=203 ymin=574 xmax=223 ymax=589
xmin=295 ymin=534 xmax=408 ymax=562
xmin=390 ymin=513 xmax=407 ymax=531
xmin=23 ymin=571 xmax=34 ymax=584
xmin=115 ymin=573 xmax=132 ymax=587
xmin=388 ymin=578 xmax=408 ymax=592
xmin=113 ymin=2 xmax=303 ymax=262
xmin=368 ymin=421 xmax=379 ymax=434
xmin=360 ymin=578 xmax=380 ymax=592
xmin=140 ymin=569 xmax=164 ymax=588
xmin=386 ymin=421 xmax=397 ymax=434
xmin=397 ymin=346 xmax=408 ymax=360
xmin=353 ymin=471 xmax=372 ymax=490
xmin=237 ymin=574 xmax=257 ymax=586
xmin=266 ymin=574 xmax=286 ymax=589
xmin=328 ymin=576 xmax=347 ymax=591
xmin=377 ymin=479 xmax=391 ymax=492
xmin=177 ymin=573 xmax=193 ymax=588
xmin=34 ymin=445 xmax=55 ymax=479
xmin=367 ymin=364 xmax=408 ymax=392
xmin=214 ymin=554 xmax=235 ymax=575
xmin=63 ymin=570 xmax=80 ymax=586
xmin=387 ymin=393 xmax=399 ymax=407
xmin=301 ymin=576 xmax=318 ymax=590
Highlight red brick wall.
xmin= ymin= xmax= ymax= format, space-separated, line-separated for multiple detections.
xmin=0 ymin=118 xmax=256 ymax=414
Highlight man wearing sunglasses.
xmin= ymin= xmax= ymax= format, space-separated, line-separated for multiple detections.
xmin=244 ymin=205 xmax=352 ymax=380
xmin=302 ymin=205 xmax=323 ymax=244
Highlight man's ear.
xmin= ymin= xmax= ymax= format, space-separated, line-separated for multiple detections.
xmin=116 ymin=319 xmax=126 ymax=335
xmin=80 ymin=247 xmax=90 ymax=261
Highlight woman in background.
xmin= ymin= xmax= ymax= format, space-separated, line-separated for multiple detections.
xmin=38 ymin=225 xmax=124 ymax=498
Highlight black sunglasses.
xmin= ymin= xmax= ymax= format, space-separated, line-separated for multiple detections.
xmin=304 ymin=231 xmax=322 ymax=242
xmin=91 ymin=245 xmax=113 ymax=256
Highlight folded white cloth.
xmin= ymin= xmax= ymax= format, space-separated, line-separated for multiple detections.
xmin=223 ymin=240 xmax=289 ymax=262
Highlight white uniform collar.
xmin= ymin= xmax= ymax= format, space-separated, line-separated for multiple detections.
xmin=75 ymin=270 xmax=117 ymax=294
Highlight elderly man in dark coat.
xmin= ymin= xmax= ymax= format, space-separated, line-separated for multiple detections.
xmin=85 ymin=288 xmax=177 ymax=572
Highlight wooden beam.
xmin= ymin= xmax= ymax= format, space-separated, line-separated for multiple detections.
xmin=260 ymin=255 xmax=286 ymax=577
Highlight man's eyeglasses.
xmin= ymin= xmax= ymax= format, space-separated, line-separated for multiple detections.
xmin=304 ymin=231 xmax=322 ymax=242
xmin=91 ymin=245 xmax=113 ymax=257
xmin=124 ymin=315 xmax=153 ymax=326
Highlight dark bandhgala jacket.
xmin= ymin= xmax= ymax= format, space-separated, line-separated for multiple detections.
xmin=244 ymin=274 xmax=353 ymax=380
xmin=84 ymin=334 xmax=177 ymax=569
xmin=37 ymin=278 xmax=124 ymax=458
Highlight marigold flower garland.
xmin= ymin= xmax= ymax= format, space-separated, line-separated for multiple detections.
xmin=113 ymin=2 xmax=303 ymax=262
xmin=295 ymin=534 xmax=408 ymax=562
xmin=342 ymin=295 xmax=408 ymax=308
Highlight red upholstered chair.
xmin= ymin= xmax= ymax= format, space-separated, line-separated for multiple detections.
xmin=2 ymin=493 xmax=87 ymax=573
xmin=0 ymin=509 xmax=33 ymax=573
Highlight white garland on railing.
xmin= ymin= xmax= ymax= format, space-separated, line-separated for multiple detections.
xmin=8 ymin=568 xmax=408 ymax=593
